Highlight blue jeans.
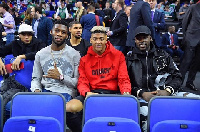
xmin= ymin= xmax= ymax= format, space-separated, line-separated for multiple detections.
xmin=6 ymin=33 xmax=14 ymax=45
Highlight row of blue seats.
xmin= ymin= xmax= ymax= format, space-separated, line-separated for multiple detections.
xmin=0 ymin=93 xmax=200 ymax=132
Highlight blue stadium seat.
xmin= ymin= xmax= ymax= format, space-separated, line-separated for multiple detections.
xmin=148 ymin=96 xmax=200 ymax=132
xmin=152 ymin=120 xmax=200 ymax=132
xmin=83 ymin=117 xmax=141 ymax=132
xmin=4 ymin=92 xmax=66 ymax=132
xmin=3 ymin=116 xmax=62 ymax=132
xmin=82 ymin=94 xmax=141 ymax=132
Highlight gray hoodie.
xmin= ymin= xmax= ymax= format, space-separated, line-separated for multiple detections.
xmin=31 ymin=45 xmax=81 ymax=97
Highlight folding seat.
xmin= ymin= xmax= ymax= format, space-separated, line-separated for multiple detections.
xmin=3 ymin=92 xmax=66 ymax=132
xmin=82 ymin=94 xmax=141 ymax=132
xmin=148 ymin=96 xmax=200 ymax=132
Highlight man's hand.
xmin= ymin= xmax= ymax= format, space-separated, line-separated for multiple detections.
xmin=43 ymin=63 xmax=60 ymax=80
xmin=168 ymin=45 xmax=174 ymax=48
xmin=2 ymin=32 xmax=6 ymax=36
xmin=34 ymin=89 xmax=41 ymax=92
xmin=11 ymin=56 xmax=22 ymax=70
xmin=142 ymin=91 xmax=157 ymax=102
xmin=0 ymin=59 xmax=7 ymax=75
xmin=155 ymin=90 xmax=170 ymax=96
xmin=86 ymin=92 xmax=98 ymax=97
xmin=106 ymin=31 xmax=112 ymax=36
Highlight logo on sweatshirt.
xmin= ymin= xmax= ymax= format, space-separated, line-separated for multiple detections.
xmin=92 ymin=68 xmax=111 ymax=75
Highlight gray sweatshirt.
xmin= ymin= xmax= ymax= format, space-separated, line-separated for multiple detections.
xmin=31 ymin=45 xmax=81 ymax=97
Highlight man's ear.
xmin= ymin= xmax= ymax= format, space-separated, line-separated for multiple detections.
xmin=150 ymin=36 xmax=153 ymax=41
xmin=69 ymin=27 xmax=71 ymax=32
xmin=50 ymin=30 xmax=52 ymax=35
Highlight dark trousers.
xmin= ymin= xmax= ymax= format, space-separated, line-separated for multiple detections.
xmin=179 ymin=44 xmax=200 ymax=84
xmin=186 ymin=45 xmax=200 ymax=85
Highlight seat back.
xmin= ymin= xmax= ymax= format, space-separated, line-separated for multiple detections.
xmin=152 ymin=120 xmax=200 ymax=132
xmin=83 ymin=117 xmax=141 ymax=132
xmin=148 ymin=96 xmax=200 ymax=132
xmin=3 ymin=116 xmax=62 ymax=132
xmin=83 ymin=94 xmax=140 ymax=126
xmin=11 ymin=92 xmax=66 ymax=132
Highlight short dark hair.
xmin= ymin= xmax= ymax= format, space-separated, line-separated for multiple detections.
xmin=69 ymin=21 xmax=81 ymax=28
xmin=87 ymin=5 xmax=95 ymax=11
xmin=53 ymin=20 xmax=69 ymax=32
xmin=116 ymin=0 xmax=124 ymax=8
xmin=0 ymin=3 xmax=9 ymax=11
xmin=34 ymin=6 xmax=42 ymax=14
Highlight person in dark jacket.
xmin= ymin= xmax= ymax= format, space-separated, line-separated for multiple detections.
xmin=126 ymin=25 xmax=182 ymax=131
xmin=0 ymin=24 xmax=46 ymax=75
xmin=31 ymin=6 xmax=53 ymax=46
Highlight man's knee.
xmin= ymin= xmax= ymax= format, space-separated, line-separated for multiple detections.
xmin=66 ymin=99 xmax=83 ymax=113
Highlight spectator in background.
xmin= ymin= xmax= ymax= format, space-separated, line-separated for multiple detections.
xmin=107 ymin=0 xmax=128 ymax=54
xmin=31 ymin=6 xmax=53 ymax=46
xmin=81 ymin=5 xmax=103 ymax=42
xmin=180 ymin=0 xmax=200 ymax=91
xmin=0 ymin=24 xmax=46 ymax=75
xmin=0 ymin=3 xmax=15 ymax=45
xmin=124 ymin=5 xmax=132 ymax=26
xmin=178 ymin=1 xmax=189 ymax=27
xmin=164 ymin=5 xmax=173 ymax=19
xmin=55 ymin=1 xmax=69 ymax=20
xmin=67 ymin=21 xmax=91 ymax=57
xmin=95 ymin=3 xmax=105 ymax=19
xmin=50 ymin=1 xmax=58 ymax=11
xmin=74 ymin=1 xmax=87 ymax=22
xmin=126 ymin=0 xmax=155 ymax=48
xmin=103 ymin=1 xmax=112 ymax=27
xmin=161 ymin=26 xmax=183 ymax=59
xmin=23 ymin=8 xmax=33 ymax=25
xmin=148 ymin=0 xmax=166 ymax=47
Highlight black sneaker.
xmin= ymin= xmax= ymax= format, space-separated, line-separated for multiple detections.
xmin=186 ymin=83 xmax=198 ymax=91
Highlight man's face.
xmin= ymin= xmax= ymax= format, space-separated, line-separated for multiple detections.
xmin=51 ymin=24 xmax=68 ymax=47
xmin=69 ymin=24 xmax=82 ymax=39
xmin=0 ymin=7 xmax=4 ymax=13
xmin=61 ymin=2 xmax=65 ymax=8
xmin=114 ymin=0 xmax=119 ymax=11
xmin=105 ymin=3 xmax=110 ymax=8
xmin=125 ymin=7 xmax=131 ymax=17
xmin=19 ymin=32 xmax=33 ymax=44
xmin=148 ymin=0 xmax=157 ymax=9
xmin=31 ymin=7 xmax=37 ymax=19
xmin=169 ymin=26 xmax=175 ymax=33
xmin=135 ymin=34 xmax=152 ymax=51
xmin=90 ymin=33 xmax=107 ymax=55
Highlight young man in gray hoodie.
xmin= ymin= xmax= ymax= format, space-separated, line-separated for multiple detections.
xmin=31 ymin=20 xmax=83 ymax=132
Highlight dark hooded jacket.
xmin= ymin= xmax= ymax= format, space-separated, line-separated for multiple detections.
xmin=0 ymin=37 xmax=46 ymax=60
xmin=126 ymin=43 xmax=182 ymax=97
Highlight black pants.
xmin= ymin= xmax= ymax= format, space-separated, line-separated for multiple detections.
xmin=179 ymin=44 xmax=200 ymax=85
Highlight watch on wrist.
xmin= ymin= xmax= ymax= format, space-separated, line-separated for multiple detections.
xmin=59 ymin=74 xmax=64 ymax=81
xmin=165 ymin=88 xmax=172 ymax=94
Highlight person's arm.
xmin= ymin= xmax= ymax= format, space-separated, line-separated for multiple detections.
xmin=11 ymin=55 xmax=26 ymax=70
xmin=164 ymin=52 xmax=182 ymax=93
xmin=111 ymin=13 xmax=128 ymax=36
xmin=0 ymin=58 xmax=7 ymax=75
xmin=161 ymin=34 xmax=169 ymax=49
xmin=154 ymin=12 xmax=166 ymax=30
xmin=117 ymin=53 xmax=131 ymax=94
xmin=2 ymin=23 xmax=14 ymax=29
xmin=30 ymin=53 xmax=43 ymax=92
xmin=182 ymin=5 xmax=193 ymax=34
xmin=77 ymin=58 xmax=91 ymax=97
xmin=25 ymin=39 xmax=46 ymax=60
xmin=55 ymin=8 xmax=59 ymax=18
xmin=65 ymin=8 xmax=69 ymax=19
xmin=61 ymin=52 xmax=81 ymax=88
